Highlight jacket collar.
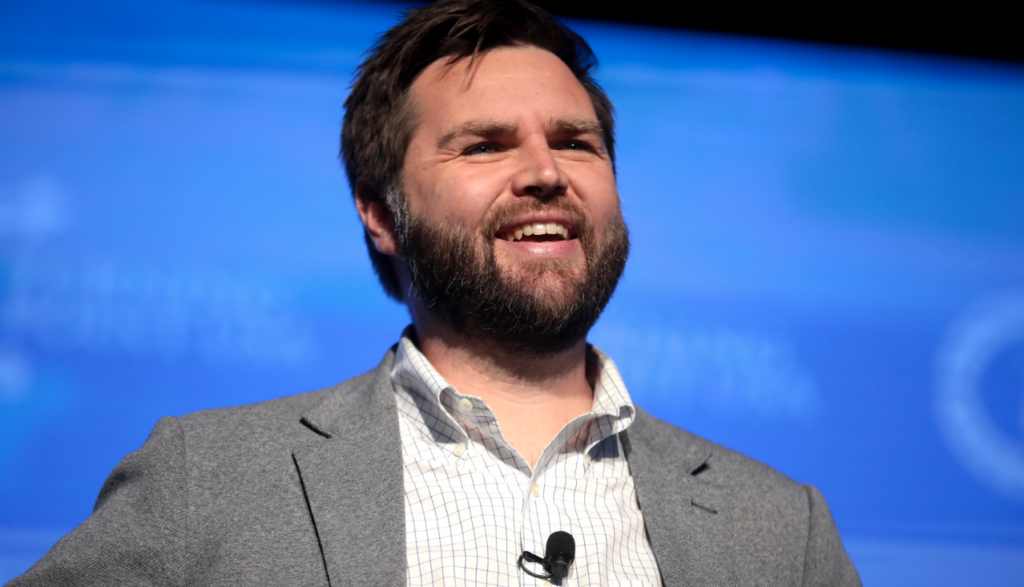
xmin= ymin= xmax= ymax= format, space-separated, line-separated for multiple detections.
xmin=293 ymin=347 xmax=407 ymax=587
xmin=624 ymin=407 xmax=745 ymax=586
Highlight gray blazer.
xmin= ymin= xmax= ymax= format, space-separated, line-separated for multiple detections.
xmin=9 ymin=348 xmax=860 ymax=586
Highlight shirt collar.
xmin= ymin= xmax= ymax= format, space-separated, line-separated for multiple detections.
xmin=391 ymin=326 xmax=454 ymax=409
xmin=585 ymin=344 xmax=637 ymax=442
xmin=390 ymin=326 xmax=637 ymax=450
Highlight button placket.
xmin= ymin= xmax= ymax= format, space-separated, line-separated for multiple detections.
xmin=450 ymin=436 xmax=471 ymax=467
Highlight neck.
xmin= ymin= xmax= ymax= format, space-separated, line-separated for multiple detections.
xmin=410 ymin=309 xmax=595 ymax=467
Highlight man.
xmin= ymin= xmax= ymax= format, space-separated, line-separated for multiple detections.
xmin=10 ymin=1 xmax=860 ymax=585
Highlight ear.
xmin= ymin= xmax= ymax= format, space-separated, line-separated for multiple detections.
xmin=354 ymin=178 xmax=398 ymax=256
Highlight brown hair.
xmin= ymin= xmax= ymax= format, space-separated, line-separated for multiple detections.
xmin=341 ymin=0 xmax=616 ymax=300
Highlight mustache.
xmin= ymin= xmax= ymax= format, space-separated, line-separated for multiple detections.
xmin=481 ymin=198 xmax=588 ymax=239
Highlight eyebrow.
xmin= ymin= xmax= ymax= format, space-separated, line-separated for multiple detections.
xmin=435 ymin=117 xmax=605 ymax=150
xmin=552 ymin=117 xmax=604 ymax=136
xmin=437 ymin=121 xmax=518 ymax=150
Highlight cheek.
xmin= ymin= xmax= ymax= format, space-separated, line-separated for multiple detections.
xmin=572 ymin=173 xmax=621 ymax=221
xmin=431 ymin=169 xmax=507 ymax=222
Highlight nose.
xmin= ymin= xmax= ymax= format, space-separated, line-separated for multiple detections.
xmin=511 ymin=138 xmax=568 ymax=199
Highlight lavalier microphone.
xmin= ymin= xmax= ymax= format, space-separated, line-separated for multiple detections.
xmin=517 ymin=531 xmax=575 ymax=581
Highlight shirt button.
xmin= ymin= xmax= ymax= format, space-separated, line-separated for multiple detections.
xmin=542 ymin=582 xmax=552 ymax=587
xmin=531 ymin=483 xmax=540 ymax=498
xmin=454 ymin=443 xmax=466 ymax=456
xmin=459 ymin=398 xmax=474 ymax=411
xmin=584 ymin=453 xmax=592 ymax=465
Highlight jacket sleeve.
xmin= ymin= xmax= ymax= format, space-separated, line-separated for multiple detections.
xmin=7 ymin=416 xmax=192 ymax=587
xmin=801 ymin=484 xmax=861 ymax=587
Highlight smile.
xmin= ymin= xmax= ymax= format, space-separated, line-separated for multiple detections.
xmin=500 ymin=222 xmax=573 ymax=242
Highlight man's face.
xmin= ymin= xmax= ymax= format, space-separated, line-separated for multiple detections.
xmin=396 ymin=45 xmax=628 ymax=353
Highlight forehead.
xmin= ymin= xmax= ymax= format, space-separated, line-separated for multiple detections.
xmin=408 ymin=45 xmax=597 ymax=130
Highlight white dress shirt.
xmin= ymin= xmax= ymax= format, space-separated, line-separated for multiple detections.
xmin=391 ymin=332 xmax=663 ymax=586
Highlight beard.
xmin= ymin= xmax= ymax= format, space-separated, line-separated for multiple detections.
xmin=394 ymin=197 xmax=629 ymax=356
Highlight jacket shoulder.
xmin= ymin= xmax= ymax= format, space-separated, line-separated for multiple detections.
xmin=628 ymin=405 xmax=801 ymax=493
xmin=174 ymin=355 xmax=390 ymax=452
xmin=626 ymin=407 xmax=861 ymax=586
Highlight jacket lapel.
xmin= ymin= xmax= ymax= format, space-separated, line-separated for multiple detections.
xmin=293 ymin=349 xmax=406 ymax=587
xmin=624 ymin=409 xmax=745 ymax=586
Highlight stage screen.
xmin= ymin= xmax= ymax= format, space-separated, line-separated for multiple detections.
xmin=2 ymin=0 xmax=1023 ymax=583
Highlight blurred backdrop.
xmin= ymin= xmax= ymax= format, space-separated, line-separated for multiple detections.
xmin=1 ymin=0 xmax=1023 ymax=584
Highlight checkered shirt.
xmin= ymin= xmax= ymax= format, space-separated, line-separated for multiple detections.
xmin=391 ymin=332 xmax=663 ymax=586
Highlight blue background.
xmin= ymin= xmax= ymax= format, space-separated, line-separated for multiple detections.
xmin=2 ymin=0 xmax=1024 ymax=583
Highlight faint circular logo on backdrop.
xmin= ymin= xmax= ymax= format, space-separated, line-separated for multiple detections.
xmin=935 ymin=291 xmax=1024 ymax=502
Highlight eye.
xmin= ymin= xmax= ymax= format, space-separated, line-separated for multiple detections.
xmin=463 ymin=142 xmax=499 ymax=156
xmin=559 ymin=139 xmax=597 ymax=153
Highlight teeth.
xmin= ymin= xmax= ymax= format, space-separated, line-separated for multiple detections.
xmin=502 ymin=222 xmax=571 ymax=242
